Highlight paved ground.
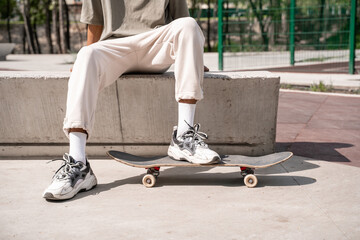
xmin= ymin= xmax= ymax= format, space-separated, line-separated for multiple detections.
xmin=1 ymin=90 xmax=359 ymax=240
xmin=1 ymin=156 xmax=359 ymax=240
xmin=276 ymin=90 xmax=360 ymax=168
xmin=0 ymin=54 xmax=359 ymax=239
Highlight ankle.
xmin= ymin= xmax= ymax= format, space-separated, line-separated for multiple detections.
xmin=69 ymin=132 xmax=87 ymax=164
xmin=177 ymin=102 xmax=196 ymax=138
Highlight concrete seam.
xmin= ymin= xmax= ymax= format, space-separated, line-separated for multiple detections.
xmin=292 ymin=95 xmax=328 ymax=146
xmin=115 ymin=80 xmax=125 ymax=149
xmin=306 ymin=95 xmax=328 ymax=128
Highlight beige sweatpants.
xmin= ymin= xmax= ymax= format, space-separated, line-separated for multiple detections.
xmin=63 ymin=17 xmax=205 ymax=138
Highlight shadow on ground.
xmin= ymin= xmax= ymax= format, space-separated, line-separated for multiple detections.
xmin=46 ymin=155 xmax=318 ymax=203
xmin=276 ymin=142 xmax=353 ymax=163
xmin=56 ymin=174 xmax=316 ymax=203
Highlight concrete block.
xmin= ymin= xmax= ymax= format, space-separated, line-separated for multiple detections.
xmin=0 ymin=72 xmax=122 ymax=144
xmin=0 ymin=71 xmax=280 ymax=158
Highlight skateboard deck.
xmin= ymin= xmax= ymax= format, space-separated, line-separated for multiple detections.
xmin=107 ymin=150 xmax=293 ymax=188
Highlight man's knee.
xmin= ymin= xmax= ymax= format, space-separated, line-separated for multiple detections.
xmin=77 ymin=45 xmax=99 ymax=59
xmin=175 ymin=17 xmax=204 ymax=42
xmin=177 ymin=17 xmax=198 ymax=30
xmin=75 ymin=44 xmax=103 ymax=72
xmin=178 ymin=17 xmax=200 ymax=32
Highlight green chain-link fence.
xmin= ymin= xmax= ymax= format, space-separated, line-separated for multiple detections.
xmin=218 ymin=0 xmax=358 ymax=74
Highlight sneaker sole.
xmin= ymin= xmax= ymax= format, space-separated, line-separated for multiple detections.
xmin=168 ymin=155 xmax=220 ymax=165
xmin=43 ymin=175 xmax=97 ymax=201
xmin=168 ymin=146 xmax=220 ymax=165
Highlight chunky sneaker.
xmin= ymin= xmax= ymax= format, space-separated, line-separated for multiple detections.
xmin=168 ymin=123 xmax=221 ymax=164
xmin=43 ymin=154 xmax=97 ymax=200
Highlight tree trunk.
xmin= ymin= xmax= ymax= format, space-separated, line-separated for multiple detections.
xmin=44 ymin=0 xmax=53 ymax=53
xmin=238 ymin=7 xmax=244 ymax=51
xmin=64 ymin=0 xmax=70 ymax=51
xmin=52 ymin=0 xmax=62 ymax=53
xmin=73 ymin=4 xmax=84 ymax=46
xmin=269 ymin=0 xmax=281 ymax=47
xmin=20 ymin=0 xmax=36 ymax=54
xmin=190 ymin=0 xmax=196 ymax=16
xmin=6 ymin=0 xmax=12 ymax=43
xmin=33 ymin=21 xmax=41 ymax=54
xmin=58 ymin=0 xmax=66 ymax=53
xmin=22 ymin=25 xmax=27 ymax=53
xmin=318 ymin=0 xmax=326 ymax=48
xmin=206 ymin=0 xmax=212 ymax=51
xmin=225 ymin=1 xmax=230 ymax=46
xmin=249 ymin=0 xmax=269 ymax=51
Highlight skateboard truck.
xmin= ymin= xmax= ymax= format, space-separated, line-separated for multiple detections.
xmin=240 ymin=167 xmax=254 ymax=177
xmin=146 ymin=167 xmax=160 ymax=177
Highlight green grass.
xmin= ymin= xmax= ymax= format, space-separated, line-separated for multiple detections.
xmin=280 ymin=83 xmax=360 ymax=95
xmin=352 ymin=88 xmax=360 ymax=94
xmin=298 ymin=56 xmax=341 ymax=63
xmin=310 ymin=81 xmax=333 ymax=92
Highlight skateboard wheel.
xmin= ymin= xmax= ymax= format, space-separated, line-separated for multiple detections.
xmin=244 ymin=174 xmax=258 ymax=188
xmin=142 ymin=174 xmax=156 ymax=188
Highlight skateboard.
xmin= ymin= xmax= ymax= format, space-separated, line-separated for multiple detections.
xmin=107 ymin=150 xmax=293 ymax=188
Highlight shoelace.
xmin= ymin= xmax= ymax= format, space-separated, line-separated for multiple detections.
xmin=47 ymin=154 xmax=82 ymax=180
xmin=182 ymin=122 xmax=208 ymax=147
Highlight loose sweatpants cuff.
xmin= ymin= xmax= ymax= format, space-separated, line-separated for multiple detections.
xmin=63 ymin=119 xmax=91 ymax=139
xmin=175 ymin=91 xmax=204 ymax=102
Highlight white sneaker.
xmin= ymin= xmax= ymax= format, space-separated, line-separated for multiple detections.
xmin=167 ymin=124 xmax=221 ymax=164
xmin=43 ymin=154 xmax=97 ymax=200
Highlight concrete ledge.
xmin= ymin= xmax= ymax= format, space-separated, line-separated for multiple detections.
xmin=0 ymin=71 xmax=280 ymax=158
xmin=0 ymin=43 xmax=16 ymax=61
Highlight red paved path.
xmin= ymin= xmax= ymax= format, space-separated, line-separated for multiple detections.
xmin=276 ymin=91 xmax=360 ymax=167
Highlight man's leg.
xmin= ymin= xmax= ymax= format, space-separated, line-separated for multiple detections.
xmin=133 ymin=17 xmax=203 ymax=132
xmin=132 ymin=17 xmax=220 ymax=164
xmin=169 ymin=18 xmax=219 ymax=164
xmin=43 ymin=39 xmax=139 ymax=200
xmin=170 ymin=18 xmax=202 ymax=140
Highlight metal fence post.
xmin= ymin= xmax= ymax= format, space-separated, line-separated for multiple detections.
xmin=289 ymin=0 xmax=295 ymax=66
xmin=349 ymin=0 xmax=357 ymax=74
xmin=218 ymin=0 xmax=223 ymax=71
